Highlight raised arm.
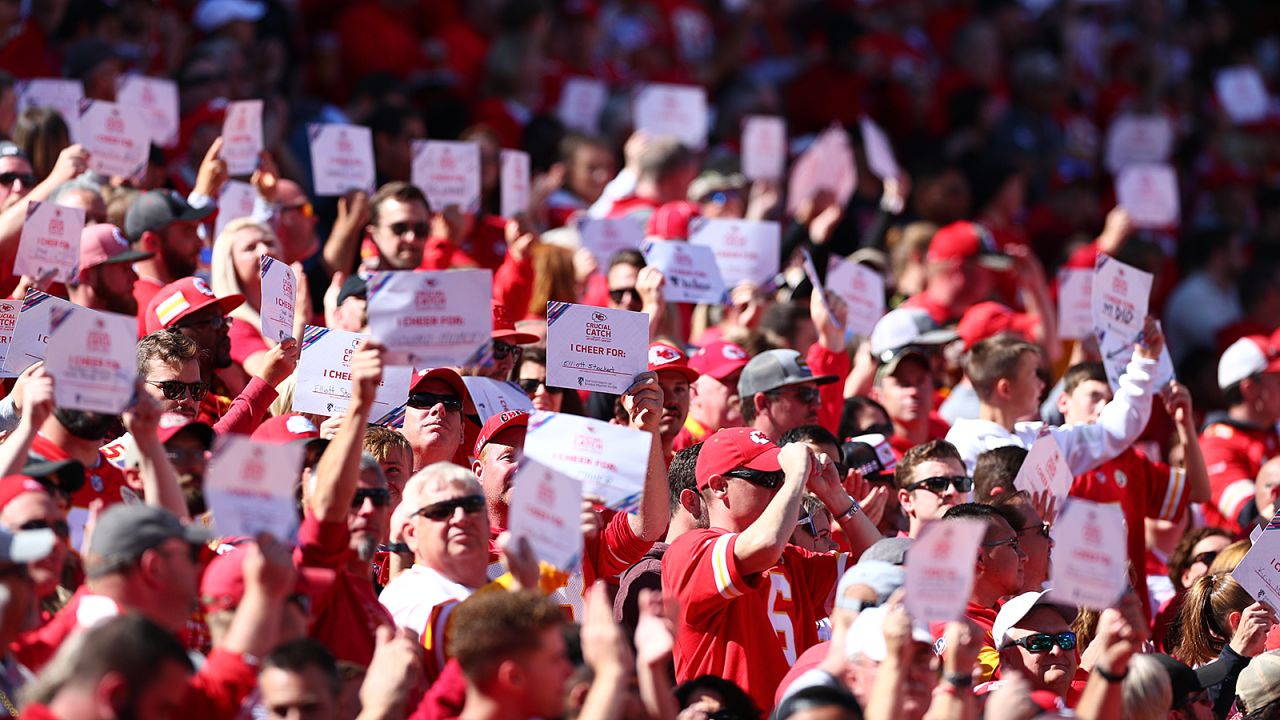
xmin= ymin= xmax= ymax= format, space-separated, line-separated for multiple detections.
xmin=807 ymin=452 xmax=882 ymax=559
xmin=0 ymin=365 xmax=53 ymax=476
xmin=310 ymin=339 xmax=382 ymax=521
xmin=1165 ymin=381 xmax=1210 ymax=504
xmin=126 ymin=383 xmax=192 ymax=522
xmin=619 ymin=372 xmax=670 ymax=543
xmin=0 ymin=145 xmax=90 ymax=252
xmin=733 ymin=443 xmax=810 ymax=575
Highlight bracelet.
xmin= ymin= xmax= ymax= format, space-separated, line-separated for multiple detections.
xmin=1095 ymin=665 xmax=1128 ymax=683
xmin=378 ymin=542 xmax=411 ymax=554
xmin=835 ymin=498 xmax=861 ymax=522
xmin=944 ymin=673 xmax=973 ymax=689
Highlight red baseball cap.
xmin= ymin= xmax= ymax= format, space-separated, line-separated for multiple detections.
xmin=201 ymin=541 xmax=335 ymax=614
xmin=473 ymin=410 xmax=529 ymax=457
xmin=648 ymin=341 xmax=700 ymax=383
xmin=0 ymin=475 xmax=49 ymax=511
xmin=694 ymin=427 xmax=782 ymax=489
xmin=251 ymin=414 xmax=320 ymax=444
xmin=411 ymin=367 xmax=468 ymax=399
xmin=144 ymin=276 xmax=245 ymax=333
xmin=957 ymin=302 xmax=1039 ymax=350
xmin=79 ymin=223 xmax=152 ymax=275
xmin=926 ymin=222 xmax=1013 ymax=270
xmin=646 ymin=201 xmax=699 ymax=240
xmin=155 ymin=413 xmax=215 ymax=446
xmin=492 ymin=304 xmax=539 ymax=345
xmin=688 ymin=341 xmax=749 ymax=381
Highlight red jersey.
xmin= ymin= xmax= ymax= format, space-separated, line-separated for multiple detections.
xmin=1070 ymin=446 xmax=1189 ymax=620
xmin=30 ymin=434 xmax=131 ymax=515
xmin=1199 ymin=419 xmax=1279 ymax=534
xmin=932 ymin=600 xmax=1000 ymax=680
xmin=900 ymin=291 xmax=954 ymax=326
xmin=662 ymin=529 xmax=846 ymax=713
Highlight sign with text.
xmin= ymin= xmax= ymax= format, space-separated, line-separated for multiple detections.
xmin=1092 ymin=254 xmax=1152 ymax=390
xmin=308 ymin=123 xmax=375 ymax=196
xmin=688 ymin=218 xmax=781 ymax=287
xmin=633 ymin=83 xmax=708 ymax=150
xmin=641 ymin=240 xmax=727 ymax=305
xmin=205 ymin=434 xmax=303 ymax=542
xmin=258 ymin=255 xmax=295 ymax=343
xmin=787 ymin=125 xmax=855 ymax=213
xmin=1012 ymin=434 xmax=1073 ymax=507
xmin=507 ymin=457 xmax=584 ymax=572
xmin=1235 ymin=521 xmax=1280 ymax=611
xmin=545 ymin=302 xmax=648 ymax=395
xmin=412 ymin=140 xmax=481 ymax=213
xmin=0 ymin=300 xmax=20 ymax=377
xmin=557 ymin=76 xmax=608 ymax=135
xmin=1216 ymin=66 xmax=1270 ymax=124
xmin=215 ymin=180 xmax=257 ymax=241
xmin=462 ymin=376 xmax=534 ymax=423
xmin=825 ymin=255 xmax=886 ymax=338
xmin=741 ymin=115 xmax=786 ymax=181
xmin=45 ymin=306 xmax=137 ymax=414
xmin=221 ymin=100 xmax=264 ymax=176
xmin=15 ymin=202 xmax=85 ymax=284
xmin=115 ymin=76 xmax=178 ymax=148
xmin=1056 ymin=268 xmax=1095 ymax=340
xmin=859 ymin=116 xmax=900 ymax=180
xmin=1104 ymin=114 xmax=1172 ymax=174
xmin=525 ymin=411 xmax=651 ymax=513
xmin=1050 ymin=499 xmax=1128 ymax=609
xmin=292 ymin=326 xmax=411 ymax=418
xmin=577 ymin=216 xmax=644 ymax=264
xmin=905 ymin=518 xmax=986 ymax=622
xmin=1116 ymin=163 xmax=1179 ymax=228
xmin=2 ymin=290 xmax=73 ymax=376
xmin=500 ymin=149 xmax=531 ymax=219
xmin=80 ymin=101 xmax=149 ymax=178
xmin=366 ymin=269 xmax=493 ymax=367
xmin=17 ymin=79 xmax=83 ymax=141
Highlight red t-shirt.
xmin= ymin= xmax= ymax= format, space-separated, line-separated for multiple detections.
xmin=662 ymin=528 xmax=845 ymax=713
xmin=1199 ymin=420 xmax=1280 ymax=534
xmin=133 ymin=276 xmax=166 ymax=331
xmin=227 ymin=317 xmax=269 ymax=368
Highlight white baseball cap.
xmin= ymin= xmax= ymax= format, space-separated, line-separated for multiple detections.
xmin=991 ymin=589 xmax=1074 ymax=651
xmin=869 ymin=307 xmax=959 ymax=358
xmin=1218 ymin=336 xmax=1280 ymax=390
xmin=844 ymin=605 xmax=934 ymax=663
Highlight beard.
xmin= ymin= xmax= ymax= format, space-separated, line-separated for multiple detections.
xmin=180 ymin=475 xmax=206 ymax=516
xmin=159 ymin=241 xmax=198 ymax=279
xmin=54 ymin=408 xmax=123 ymax=441
xmin=353 ymin=533 xmax=378 ymax=563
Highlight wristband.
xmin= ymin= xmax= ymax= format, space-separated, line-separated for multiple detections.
xmin=835 ymin=498 xmax=861 ymax=522
xmin=1095 ymin=665 xmax=1128 ymax=683
xmin=944 ymin=673 xmax=973 ymax=689
xmin=378 ymin=542 xmax=411 ymax=554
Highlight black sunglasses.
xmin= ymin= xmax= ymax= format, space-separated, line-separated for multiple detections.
xmin=413 ymin=495 xmax=485 ymax=521
xmin=609 ymin=287 xmax=639 ymax=304
xmin=517 ymin=378 xmax=562 ymax=396
xmin=386 ymin=221 xmax=430 ymax=237
xmin=170 ymin=314 xmax=228 ymax=331
xmin=18 ymin=518 xmax=69 ymax=539
xmin=906 ymin=475 xmax=973 ymax=495
xmin=146 ymin=379 xmax=210 ymax=402
xmin=1004 ymin=632 xmax=1076 ymax=653
xmin=768 ymin=386 xmax=820 ymax=404
xmin=1191 ymin=551 xmax=1219 ymax=568
xmin=406 ymin=392 xmax=462 ymax=412
xmin=493 ymin=341 xmax=523 ymax=361
xmin=352 ymin=488 xmax=392 ymax=509
xmin=0 ymin=171 xmax=33 ymax=187
xmin=1020 ymin=521 xmax=1052 ymax=540
xmin=724 ymin=467 xmax=785 ymax=490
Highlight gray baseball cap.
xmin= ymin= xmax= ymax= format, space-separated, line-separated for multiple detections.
xmin=737 ymin=349 xmax=837 ymax=399
xmin=124 ymin=190 xmax=215 ymax=242
xmin=86 ymin=505 xmax=212 ymax=578
xmin=835 ymin=560 xmax=905 ymax=611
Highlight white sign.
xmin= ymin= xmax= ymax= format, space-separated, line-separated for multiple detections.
xmin=507 ymin=457 xmax=584 ymax=572
xmin=115 ymin=76 xmax=178 ymax=148
xmin=545 ymin=302 xmax=648 ymax=395
xmin=500 ymin=149 xmax=530 ymax=219
xmin=292 ymin=326 xmax=411 ymax=418
xmin=308 ymin=123 xmax=375 ymax=196
xmin=412 ymin=140 xmax=481 ymax=213
xmin=1012 ymin=434 xmax=1074 ymax=506
xmin=366 ymin=269 xmax=493 ymax=367
xmin=859 ymin=116 xmax=900 ymax=180
xmin=557 ymin=77 xmax=608 ymax=135
xmin=641 ymin=240 xmax=726 ymax=305
xmin=205 ymin=434 xmax=303 ymax=542
xmin=633 ymin=83 xmax=708 ymax=150
xmin=826 ymin=255 xmax=886 ymax=338
xmin=15 ymin=202 xmax=85 ymax=284
xmin=689 ymin=218 xmax=781 ymax=287
xmin=1116 ymin=163 xmax=1179 ymax=228
xmin=741 ymin=116 xmax=786 ymax=181
xmin=258 ymin=255 xmax=295 ymax=343
xmin=905 ymin=518 xmax=986 ymax=622
xmin=1235 ymin=522 xmax=1280 ymax=611
xmin=1056 ymin=269 xmax=1094 ymax=340
xmin=1050 ymin=499 xmax=1128 ymax=609
xmin=1216 ymin=66 xmax=1270 ymax=124
xmin=577 ymin=216 xmax=644 ymax=264
xmin=462 ymin=376 xmax=534 ymax=423
xmin=1104 ymin=114 xmax=1172 ymax=173
xmin=2 ymin=290 xmax=74 ymax=376
xmin=787 ymin=126 xmax=855 ymax=213
xmin=221 ymin=100 xmax=264 ymax=176
xmin=215 ymin=180 xmax=257 ymax=241
xmin=0 ymin=300 xmax=20 ymax=377
xmin=525 ymin=411 xmax=651 ymax=512
xmin=1092 ymin=254 xmax=1152 ymax=390
xmin=80 ymin=101 xmax=149 ymax=178
xmin=17 ymin=79 xmax=83 ymax=141
xmin=45 ymin=306 xmax=137 ymax=414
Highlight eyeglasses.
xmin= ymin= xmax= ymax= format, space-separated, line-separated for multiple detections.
xmin=768 ymin=386 xmax=821 ymax=405
xmin=282 ymin=202 xmax=314 ymax=218
xmin=905 ymin=475 xmax=973 ymax=495
xmin=609 ymin=287 xmax=639 ymax=304
xmin=170 ymin=314 xmax=228 ymax=331
xmin=493 ymin=341 xmax=523 ymax=361
xmin=413 ymin=495 xmax=485 ymax=521
xmin=1190 ymin=551 xmax=1219 ymax=568
xmin=982 ymin=535 xmax=1021 ymax=552
xmin=723 ymin=467 xmax=785 ymax=490
xmin=1020 ymin=521 xmax=1052 ymax=540
xmin=352 ymin=488 xmax=391 ymax=509
xmin=0 ymin=171 xmax=34 ymax=188
xmin=406 ymin=392 xmax=462 ymax=412
xmin=145 ymin=380 xmax=210 ymax=402
xmin=385 ymin=221 xmax=430 ymax=237
xmin=18 ymin=518 xmax=69 ymax=539
xmin=1004 ymin=632 xmax=1077 ymax=653
xmin=166 ymin=447 xmax=208 ymax=465
xmin=517 ymin=378 xmax=562 ymax=396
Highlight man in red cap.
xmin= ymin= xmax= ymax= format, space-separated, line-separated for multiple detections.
xmin=402 ymin=367 xmax=470 ymax=472
xmin=662 ymin=428 xmax=882 ymax=712
xmin=478 ymin=304 xmax=540 ymax=382
xmin=901 ymin=221 xmax=1011 ymax=325
xmin=647 ymin=341 xmax=699 ymax=463
xmin=674 ymin=340 xmax=749 ymax=453
xmin=0 ymin=475 xmax=67 ymax=616
xmin=200 ymin=537 xmax=331 ymax=652
xmin=153 ymin=414 xmax=214 ymax=519
xmin=66 ymin=224 xmax=153 ymax=316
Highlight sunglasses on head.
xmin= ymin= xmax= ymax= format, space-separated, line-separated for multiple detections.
xmin=1191 ymin=550 xmax=1219 ymax=568
xmin=609 ymin=287 xmax=639 ymax=304
xmin=386 ymin=221 xmax=430 ymax=237
xmin=493 ymin=341 xmax=523 ymax=361
xmin=769 ymin=386 xmax=820 ymax=404
xmin=724 ymin=467 xmax=785 ymax=490
xmin=146 ymin=379 xmax=210 ymax=402
xmin=1004 ymin=631 xmax=1076 ymax=653
xmin=517 ymin=378 xmax=562 ymax=396
xmin=906 ymin=475 xmax=973 ymax=495
xmin=352 ymin=488 xmax=391 ymax=509
xmin=406 ymin=392 xmax=462 ymax=412
xmin=413 ymin=494 xmax=485 ymax=521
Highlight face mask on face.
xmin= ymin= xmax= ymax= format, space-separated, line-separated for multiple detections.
xmin=53 ymin=407 xmax=123 ymax=441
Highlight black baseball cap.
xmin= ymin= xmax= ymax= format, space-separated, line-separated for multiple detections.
xmin=124 ymin=190 xmax=215 ymax=242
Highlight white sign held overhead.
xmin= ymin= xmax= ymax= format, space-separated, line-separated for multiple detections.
xmin=859 ymin=117 xmax=900 ymax=180
xmin=787 ymin=126 xmax=855 ymax=214
xmin=412 ymin=140 xmax=482 ymax=213
xmin=205 ymin=434 xmax=304 ymax=542
xmin=1012 ymin=434 xmax=1074 ymax=507
xmin=524 ymin=411 xmax=651 ymax=513
xmin=1056 ymin=268 xmax=1094 ymax=340
xmin=688 ymin=218 xmax=781 ymax=287
xmin=14 ymin=202 xmax=85 ymax=284
xmin=115 ymin=76 xmax=179 ymax=148
xmin=1103 ymin=114 xmax=1173 ymax=173
xmin=1116 ymin=163 xmax=1179 ymax=228
xmin=17 ymin=79 xmax=83 ymax=141
xmin=741 ymin=116 xmax=786 ymax=181
xmin=44 ymin=306 xmax=137 ymax=414
xmin=507 ymin=457 xmax=584 ymax=572
xmin=2 ymin=290 xmax=74 ymax=377
xmin=577 ymin=216 xmax=645 ymax=264
xmin=825 ymin=255 xmax=885 ymax=338
xmin=500 ymin=149 xmax=531 ymax=219
xmin=258 ymin=256 xmax=295 ymax=343
xmin=80 ymin=101 xmax=150 ymax=178
xmin=308 ymin=123 xmax=375 ymax=196
xmin=292 ymin=326 xmax=411 ymax=419
xmin=1091 ymin=253 xmax=1153 ymax=390
xmin=1050 ymin=499 xmax=1129 ymax=609
xmin=557 ymin=77 xmax=608 ymax=135
xmin=1216 ymin=66 xmax=1271 ymax=124
xmin=215 ymin=180 xmax=257 ymax=241
xmin=221 ymin=100 xmax=264 ymax=176
xmin=633 ymin=83 xmax=708 ymax=150
xmin=904 ymin=519 xmax=986 ymax=622
xmin=461 ymin=376 xmax=534 ymax=423
xmin=641 ymin=240 xmax=727 ymax=305
xmin=365 ymin=269 xmax=493 ymax=368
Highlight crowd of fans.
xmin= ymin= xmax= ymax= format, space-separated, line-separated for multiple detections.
xmin=0 ymin=0 xmax=1274 ymax=719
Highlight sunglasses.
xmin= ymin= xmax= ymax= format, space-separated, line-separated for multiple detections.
xmin=493 ymin=341 xmax=523 ymax=361
xmin=1191 ymin=551 xmax=1219 ymax=568
xmin=166 ymin=447 xmax=208 ymax=465
xmin=386 ymin=221 xmax=430 ymax=237
xmin=170 ymin=314 xmax=228 ymax=331
xmin=18 ymin=518 xmax=69 ymax=539
xmin=769 ymin=386 xmax=820 ymax=404
xmin=609 ymin=287 xmax=639 ymax=304
xmin=283 ymin=202 xmax=314 ymax=218
xmin=0 ymin=171 xmax=33 ymax=187
xmin=1020 ymin=521 xmax=1052 ymax=540
xmin=906 ymin=475 xmax=973 ymax=495
xmin=146 ymin=379 xmax=210 ymax=402
xmin=724 ymin=467 xmax=785 ymax=490
xmin=413 ymin=494 xmax=485 ymax=521
xmin=1005 ymin=632 xmax=1077 ymax=653
xmin=287 ymin=592 xmax=312 ymax=615
xmin=517 ymin=378 xmax=562 ymax=396
xmin=406 ymin=392 xmax=462 ymax=412
xmin=352 ymin=488 xmax=392 ymax=509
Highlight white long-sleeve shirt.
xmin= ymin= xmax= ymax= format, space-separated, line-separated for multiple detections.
xmin=945 ymin=351 xmax=1157 ymax=476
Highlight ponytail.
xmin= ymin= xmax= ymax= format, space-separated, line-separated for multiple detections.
xmin=1175 ymin=573 xmax=1253 ymax=665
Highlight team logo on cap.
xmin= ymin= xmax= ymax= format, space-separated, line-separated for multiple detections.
xmin=286 ymin=416 xmax=318 ymax=435
xmin=649 ymin=344 xmax=681 ymax=365
xmin=192 ymin=277 xmax=215 ymax=298
xmin=722 ymin=344 xmax=747 ymax=360
xmin=748 ymin=430 xmax=771 ymax=445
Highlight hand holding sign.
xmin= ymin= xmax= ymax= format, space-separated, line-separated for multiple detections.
xmin=205 ymin=435 xmax=304 ymax=542
xmin=904 ymin=519 xmax=986 ymax=622
xmin=1012 ymin=435 xmax=1073 ymax=509
xmin=545 ymin=302 xmax=649 ymax=395
xmin=15 ymin=202 xmax=85 ymax=284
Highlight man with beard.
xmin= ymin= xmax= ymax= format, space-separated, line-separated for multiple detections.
xmin=126 ymin=190 xmax=215 ymax=314
xmin=646 ymin=342 xmax=698 ymax=463
xmin=155 ymin=414 xmax=214 ymax=520
xmin=0 ymin=476 xmax=68 ymax=620
xmin=674 ymin=341 xmax=749 ymax=453
xmin=66 ymin=224 xmax=153 ymax=315
xmin=739 ymin=349 xmax=838 ymax=443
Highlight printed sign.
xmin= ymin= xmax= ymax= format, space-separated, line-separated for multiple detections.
xmin=205 ymin=434 xmax=304 ymax=542
xmin=0 ymin=300 xmax=20 ymax=377
xmin=859 ymin=116 xmax=900 ymax=180
xmin=1092 ymin=254 xmax=1153 ymax=390
xmin=412 ymin=140 xmax=482 ymax=213
xmin=1056 ymin=268 xmax=1094 ymax=340
xmin=258 ymin=256 xmax=295 ymax=343
xmin=500 ymin=149 xmax=531 ymax=219
xmin=462 ymin=376 xmax=534 ymax=423
xmin=2 ymin=290 xmax=74 ymax=376
xmin=221 ymin=100 xmax=264 ymax=176
xmin=215 ymin=180 xmax=257 ymax=241
xmin=787 ymin=125 xmax=855 ymax=213
xmin=688 ymin=218 xmax=781 ymax=287
xmin=116 ymin=76 xmax=179 ymax=148
xmin=825 ymin=255 xmax=886 ymax=338
xmin=1216 ymin=66 xmax=1270 ymax=124
xmin=545 ymin=302 xmax=648 ymax=395
xmin=577 ymin=216 xmax=644 ymax=264
xmin=1236 ymin=519 xmax=1280 ymax=611
xmin=1116 ymin=163 xmax=1179 ymax=228
xmin=292 ymin=326 xmax=411 ymax=418
xmin=80 ymin=101 xmax=149 ymax=178
xmin=44 ymin=306 xmax=137 ymax=414
xmin=557 ymin=76 xmax=608 ymax=135
xmin=1050 ymin=499 xmax=1129 ymax=609
xmin=1012 ymin=434 xmax=1074 ymax=507
xmin=17 ymin=79 xmax=83 ymax=141
xmin=633 ymin=83 xmax=708 ymax=150
xmin=15 ymin=202 xmax=85 ymax=284
xmin=641 ymin=240 xmax=726 ymax=305
xmin=1103 ymin=114 xmax=1173 ymax=173
xmin=308 ymin=123 xmax=375 ymax=196
xmin=525 ymin=411 xmax=651 ymax=513
xmin=507 ymin=458 xmax=584 ymax=572
xmin=905 ymin=519 xmax=986 ymax=622
xmin=366 ymin=269 xmax=493 ymax=367
xmin=741 ymin=116 xmax=786 ymax=181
